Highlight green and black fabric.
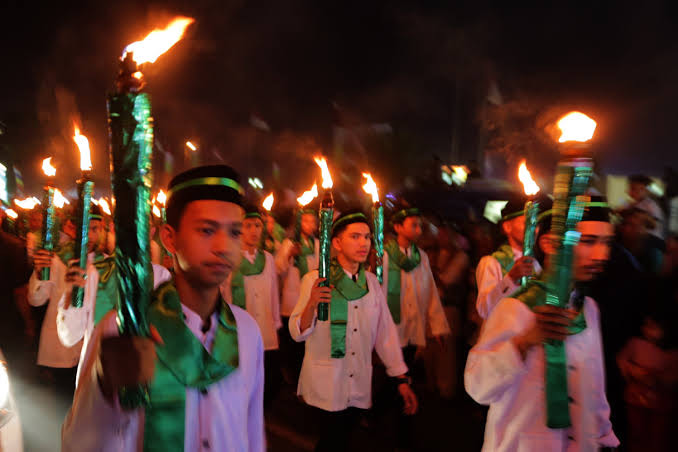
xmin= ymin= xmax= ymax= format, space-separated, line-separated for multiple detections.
xmin=328 ymin=259 xmax=368 ymax=358
xmin=384 ymin=240 xmax=421 ymax=323
xmin=512 ymin=279 xmax=587 ymax=429
xmin=93 ymin=255 xmax=119 ymax=325
xmin=491 ymin=244 xmax=515 ymax=277
xmin=230 ymin=250 xmax=266 ymax=309
xmin=56 ymin=240 xmax=76 ymax=265
xmin=144 ymin=281 xmax=239 ymax=452
xmin=294 ymin=236 xmax=315 ymax=278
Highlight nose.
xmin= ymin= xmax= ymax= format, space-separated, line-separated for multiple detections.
xmin=212 ymin=230 xmax=230 ymax=256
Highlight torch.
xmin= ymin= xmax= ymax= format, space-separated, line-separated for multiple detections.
xmin=314 ymin=156 xmax=333 ymax=322
xmin=295 ymin=183 xmax=318 ymax=242
xmin=542 ymin=111 xmax=597 ymax=429
xmin=108 ymin=16 xmax=193 ymax=408
xmin=362 ymin=173 xmax=383 ymax=283
xmin=156 ymin=189 xmax=167 ymax=222
xmin=39 ymin=158 xmax=57 ymax=280
xmin=518 ymin=161 xmax=540 ymax=287
xmin=5 ymin=208 xmax=18 ymax=235
xmin=261 ymin=192 xmax=274 ymax=250
xmin=71 ymin=126 xmax=94 ymax=308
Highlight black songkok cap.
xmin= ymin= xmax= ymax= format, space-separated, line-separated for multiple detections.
xmin=332 ymin=208 xmax=370 ymax=238
xmin=580 ymin=194 xmax=611 ymax=223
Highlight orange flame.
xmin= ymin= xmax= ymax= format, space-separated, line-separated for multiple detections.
xmin=557 ymin=112 xmax=597 ymax=143
xmin=297 ymin=183 xmax=318 ymax=206
xmin=314 ymin=156 xmax=333 ymax=189
xmin=54 ymin=189 xmax=69 ymax=208
xmin=73 ymin=126 xmax=92 ymax=171
xmin=42 ymin=158 xmax=56 ymax=177
xmin=5 ymin=209 xmax=18 ymax=219
xmin=262 ymin=193 xmax=274 ymax=211
xmin=99 ymin=198 xmax=111 ymax=215
xmin=361 ymin=173 xmax=379 ymax=203
xmin=156 ymin=189 xmax=167 ymax=206
xmin=185 ymin=141 xmax=197 ymax=151
xmin=152 ymin=204 xmax=162 ymax=218
xmin=14 ymin=197 xmax=41 ymax=210
xmin=518 ymin=161 xmax=540 ymax=196
xmin=123 ymin=17 xmax=194 ymax=65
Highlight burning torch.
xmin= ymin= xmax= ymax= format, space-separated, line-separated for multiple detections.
xmin=518 ymin=161 xmax=540 ymax=287
xmin=39 ymin=158 xmax=57 ymax=280
xmin=314 ymin=156 xmax=333 ymax=322
xmin=71 ymin=126 xmax=94 ymax=307
xmin=362 ymin=173 xmax=383 ymax=283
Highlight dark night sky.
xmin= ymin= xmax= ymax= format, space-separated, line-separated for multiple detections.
xmin=2 ymin=0 xmax=678 ymax=196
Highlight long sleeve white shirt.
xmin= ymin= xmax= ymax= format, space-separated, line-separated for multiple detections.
xmin=464 ymin=296 xmax=619 ymax=452
xmin=289 ymin=269 xmax=408 ymax=412
xmin=27 ymin=256 xmax=81 ymax=368
xmin=222 ymin=250 xmax=282 ymax=351
xmin=61 ymin=294 xmax=265 ymax=452
xmin=275 ymin=237 xmax=319 ymax=317
xmin=382 ymin=248 xmax=451 ymax=347
xmin=475 ymin=247 xmax=542 ymax=320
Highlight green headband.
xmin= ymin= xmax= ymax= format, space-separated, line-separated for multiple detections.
xmin=167 ymin=176 xmax=245 ymax=199
xmin=244 ymin=212 xmax=262 ymax=220
xmin=90 ymin=214 xmax=103 ymax=221
xmin=332 ymin=212 xmax=368 ymax=235
xmin=501 ymin=210 xmax=524 ymax=222
xmin=583 ymin=201 xmax=610 ymax=209
xmin=299 ymin=208 xmax=316 ymax=215
xmin=391 ymin=207 xmax=420 ymax=224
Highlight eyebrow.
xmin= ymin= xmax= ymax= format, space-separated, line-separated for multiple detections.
xmin=194 ymin=219 xmax=242 ymax=228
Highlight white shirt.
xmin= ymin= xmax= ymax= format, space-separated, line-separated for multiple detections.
xmin=222 ymin=250 xmax=282 ymax=351
xmin=27 ymin=255 xmax=81 ymax=368
xmin=61 ymin=294 xmax=265 ymax=452
xmin=275 ymin=237 xmax=319 ymax=317
xmin=464 ymin=296 xmax=619 ymax=452
xmin=289 ymin=269 xmax=407 ymax=412
xmin=475 ymin=247 xmax=542 ymax=319
xmin=382 ymin=247 xmax=451 ymax=347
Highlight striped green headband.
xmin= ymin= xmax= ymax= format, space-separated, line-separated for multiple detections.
xmin=245 ymin=212 xmax=262 ymax=220
xmin=167 ymin=176 xmax=245 ymax=200
xmin=332 ymin=212 xmax=369 ymax=236
xmin=391 ymin=207 xmax=420 ymax=224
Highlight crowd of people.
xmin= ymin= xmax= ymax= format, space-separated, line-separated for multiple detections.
xmin=0 ymin=165 xmax=677 ymax=451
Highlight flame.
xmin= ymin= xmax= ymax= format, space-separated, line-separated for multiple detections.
xmin=557 ymin=111 xmax=597 ymax=143
xmin=297 ymin=183 xmax=318 ymax=206
xmin=73 ymin=126 xmax=93 ymax=171
xmin=42 ymin=158 xmax=56 ymax=177
xmin=518 ymin=161 xmax=540 ymax=196
xmin=262 ymin=193 xmax=274 ymax=211
xmin=91 ymin=198 xmax=99 ymax=205
xmin=152 ymin=204 xmax=162 ymax=218
xmin=132 ymin=71 xmax=143 ymax=80
xmin=314 ymin=156 xmax=333 ymax=189
xmin=14 ymin=197 xmax=41 ymax=210
xmin=5 ymin=209 xmax=18 ymax=220
xmin=361 ymin=173 xmax=379 ymax=203
xmin=185 ymin=141 xmax=197 ymax=151
xmin=99 ymin=198 xmax=111 ymax=215
xmin=54 ymin=189 xmax=69 ymax=208
xmin=157 ymin=189 xmax=167 ymax=206
xmin=122 ymin=17 xmax=194 ymax=65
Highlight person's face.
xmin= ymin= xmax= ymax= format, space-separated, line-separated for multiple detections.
xmin=501 ymin=215 xmax=526 ymax=245
xmin=629 ymin=182 xmax=647 ymax=201
xmin=87 ymin=219 xmax=104 ymax=253
xmin=332 ymin=222 xmax=371 ymax=264
xmin=265 ymin=215 xmax=275 ymax=234
xmin=573 ymin=221 xmax=614 ymax=282
xmin=620 ymin=211 xmax=648 ymax=243
xmin=63 ymin=219 xmax=76 ymax=239
xmin=642 ymin=318 xmax=664 ymax=344
xmin=301 ymin=213 xmax=317 ymax=237
xmin=242 ymin=217 xmax=263 ymax=249
xmin=395 ymin=216 xmax=423 ymax=243
xmin=161 ymin=200 xmax=243 ymax=288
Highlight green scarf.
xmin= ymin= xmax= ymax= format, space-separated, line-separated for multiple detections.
xmin=384 ymin=240 xmax=421 ymax=324
xmin=491 ymin=243 xmax=515 ymax=277
xmin=93 ymin=254 xmax=119 ymax=325
xmin=144 ymin=281 xmax=239 ymax=452
xmin=294 ymin=236 xmax=315 ymax=278
xmin=513 ymin=279 xmax=587 ymax=429
xmin=329 ymin=259 xmax=368 ymax=358
xmin=230 ymin=250 xmax=266 ymax=309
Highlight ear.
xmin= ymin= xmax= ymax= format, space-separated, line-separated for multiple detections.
xmin=501 ymin=221 xmax=511 ymax=236
xmin=332 ymin=235 xmax=342 ymax=253
xmin=394 ymin=223 xmax=402 ymax=235
xmin=160 ymin=224 xmax=177 ymax=255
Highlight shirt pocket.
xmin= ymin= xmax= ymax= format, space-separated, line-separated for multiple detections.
xmin=308 ymin=360 xmax=340 ymax=405
xmin=517 ymin=431 xmax=561 ymax=452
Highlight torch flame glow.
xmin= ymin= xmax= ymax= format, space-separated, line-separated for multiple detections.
xmin=42 ymin=158 xmax=56 ymax=177
xmin=262 ymin=193 xmax=274 ymax=211
xmin=557 ymin=112 xmax=597 ymax=143
xmin=314 ymin=156 xmax=333 ymax=189
xmin=99 ymin=198 xmax=111 ymax=215
xmin=518 ymin=161 xmax=540 ymax=196
xmin=54 ymin=189 xmax=69 ymax=208
xmin=157 ymin=189 xmax=167 ymax=206
xmin=91 ymin=198 xmax=99 ymax=205
xmin=185 ymin=141 xmax=197 ymax=151
xmin=152 ymin=204 xmax=162 ymax=218
xmin=361 ymin=173 xmax=379 ymax=203
xmin=14 ymin=197 xmax=41 ymax=210
xmin=297 ymin=183 xmax=318 ymax=206
xmin=5 ymin=209 xmax=18 ymax=220
xmin=123 ymin=17 xmax=194 ymax=65
xmin=73 ymin=126 xmax=92 ymax=171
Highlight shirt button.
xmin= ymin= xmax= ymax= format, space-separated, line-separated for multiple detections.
xmin=567 ymin=435 xmax=575 ymax=441
xmin=353 ymin=328 xmax=357 ymax=332
xmin=568 ymin=396 xmax=575 ymax=404
xmin=349 ymin=374 xmax=354 ymax=378
xmin=568 ymin=365 xmax=576 ymax=371
xmin=352 ymin=352 xmax=355 ymax=356
xmin=354 ymin=305 xmax=358 ymax=309
xmin=200 ymin=388 xmax=208 ymax=395
xmin=202 ymin=439 xmax=210 ymax=449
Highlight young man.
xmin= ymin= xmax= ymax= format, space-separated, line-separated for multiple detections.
xmin=475 ymin=198 xmax=542 ymax=319
xmin=263 ymin=211 xmax=285 ymax=254
xmin=465 ymin=197 xmax=619 ymax=451
xmin=62 ymin=165 xmax=265 ymax=452
xmin=290 ymin=209 xmax=417 ymax=451
xmin=222 ymin=204 xmax=281 ymax=406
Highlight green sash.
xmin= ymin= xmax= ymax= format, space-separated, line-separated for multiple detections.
xmin=294 ymin=236 xmax=315 ymax=278
xmin=93 ymin=255 xmax=119 ymax=325
xmin=328 ymin=260 xmax=368 ymax=358
xmin=491 ymin=243 xmax=515 ymax=277
xmin=230 ymin=250 xmax=266 ymax=309
xmin=384 ymin=240 xmax=420 ymax=324
xmin=513 ymin=279 xmax=587 ymax=429
xmin=144 ymin=282 xmax=239 ymax=452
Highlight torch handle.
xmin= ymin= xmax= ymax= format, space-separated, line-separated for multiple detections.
xmin=40 ymin=186 xmax=56 ymax=281
xmin=521 ymin=200 xmax=539 ymax=287
xmin=317 ymin=200 xmax=333 ymax=321
xmin=373 ymin=203 xmax=384 ymax=284
xmin=71 ymin=179 xmax=94 ymax=307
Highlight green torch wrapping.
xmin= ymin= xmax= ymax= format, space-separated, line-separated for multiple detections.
xmin=317 ymin=190 xmax=334 ymax=321
xmin=520 ymin=199 xmax=539 ymax=287
xmin=372 ymin=202 xmax=384 ymax=284
xmin=71 ymin=177 xmax=94 ymax=307
xmin=107 ymin=55 xmax=154 ymax=408
xmin=39 ymin=186 xmax=56 ymax=281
